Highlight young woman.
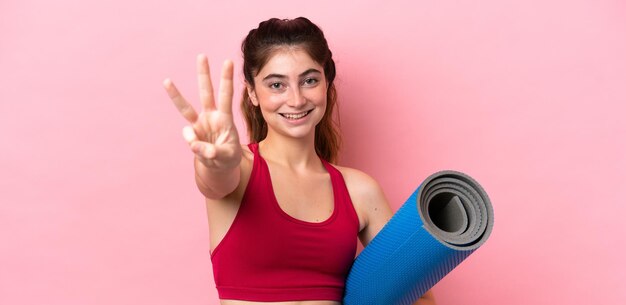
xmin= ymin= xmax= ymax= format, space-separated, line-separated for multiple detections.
xmin=164 ymin=17 xmax=436 ymax=305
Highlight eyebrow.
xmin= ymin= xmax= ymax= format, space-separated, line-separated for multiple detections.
xmin=261 ymin=68 xmax=322 ymax=81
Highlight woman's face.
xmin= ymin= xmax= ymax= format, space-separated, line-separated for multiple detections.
xmin=248 ymin=47 xmax=328 ymax=141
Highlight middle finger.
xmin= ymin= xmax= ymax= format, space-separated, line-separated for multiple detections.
xmin=197 ymin=54 xmax=216 ymax=111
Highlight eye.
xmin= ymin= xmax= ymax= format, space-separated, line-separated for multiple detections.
xmin=302 ymin=78 xmax=319 ymax=87
xmin=269 ymin=82 xmax=284 ymax=90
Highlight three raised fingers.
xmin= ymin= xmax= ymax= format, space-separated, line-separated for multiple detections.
xmin=166 ymin=55 xmax=234 ymax=119
xmin=165 ymin=56 xmax=235 ymax=145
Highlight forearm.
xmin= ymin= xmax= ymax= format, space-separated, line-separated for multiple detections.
xmin=193 ymin=157 xmax=240 ymax=199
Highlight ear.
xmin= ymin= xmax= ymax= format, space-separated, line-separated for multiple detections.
xmin=246 ymin=82 xmax=259 ymax=107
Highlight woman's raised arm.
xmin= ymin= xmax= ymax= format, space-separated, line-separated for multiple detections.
xmin=163 ymin=54 xmax=242 ymax=199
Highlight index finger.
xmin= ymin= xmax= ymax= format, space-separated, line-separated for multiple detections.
xmin=163 ymin=78 xmax=199 ymax=123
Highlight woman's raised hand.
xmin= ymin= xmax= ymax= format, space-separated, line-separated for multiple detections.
xmin=164 ymin=54 xmax=242 ymax=171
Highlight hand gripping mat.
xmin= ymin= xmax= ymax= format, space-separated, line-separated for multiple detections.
xmin=343 ymin=170 xmax=494 ymax=305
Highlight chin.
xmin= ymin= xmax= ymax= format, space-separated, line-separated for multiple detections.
xmin=281 ymin=126 xmax=317 ymax=139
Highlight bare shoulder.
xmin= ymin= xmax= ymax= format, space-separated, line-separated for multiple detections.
xmin=241 ymin=143 xmax=253 ymax=162
xmin=334 ymin=165 xmax=393 ymax=237
xmin=235 ymin=143 xmax=253 ymax=176
xmin=237 ymin=143 xmax=254 ymax=189
xmin=334 ymin=165 xmax=384 ymax=199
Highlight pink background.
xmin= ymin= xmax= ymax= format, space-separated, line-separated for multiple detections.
xmin=2 ymin=0 xmax=625 ymax=304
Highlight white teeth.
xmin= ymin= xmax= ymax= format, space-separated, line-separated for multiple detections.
xmin=282 ymin=111 xmax=309 ymax=120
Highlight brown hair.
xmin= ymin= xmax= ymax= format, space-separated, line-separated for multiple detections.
xmin=240 ymin=17 xmax=341 ymax=163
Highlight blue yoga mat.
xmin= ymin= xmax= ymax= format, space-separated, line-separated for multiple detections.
xmin=343 ymin=170 xmax=494 ymax=305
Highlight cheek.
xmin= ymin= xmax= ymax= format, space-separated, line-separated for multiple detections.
xmin=258 ymin=93 xmax=285 ymax=113
xmin=307 ymin=87 xmax=328 ymax=105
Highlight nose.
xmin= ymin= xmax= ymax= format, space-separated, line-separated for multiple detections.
xmin=286 ymin=87 xmax=306 ymax=108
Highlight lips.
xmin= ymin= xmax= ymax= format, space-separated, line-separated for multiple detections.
xmin=280 ymin=109 xmax=313 ymax=120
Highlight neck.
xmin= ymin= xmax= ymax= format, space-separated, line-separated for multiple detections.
xmin=259 ymin=131 xmax=321 ymax=171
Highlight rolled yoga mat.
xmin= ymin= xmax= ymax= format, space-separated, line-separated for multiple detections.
xmin=343 ymin=170 xmax=494 ymax=305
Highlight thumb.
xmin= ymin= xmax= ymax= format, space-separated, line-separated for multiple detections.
xmin=182 ymin=125 xmax=198 ymax=144
xmin=191 ymin=141 xmax=217 ymax=159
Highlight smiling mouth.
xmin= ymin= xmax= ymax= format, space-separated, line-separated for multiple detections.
xmin=280 ymin=110 xmax=313 ymax=120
